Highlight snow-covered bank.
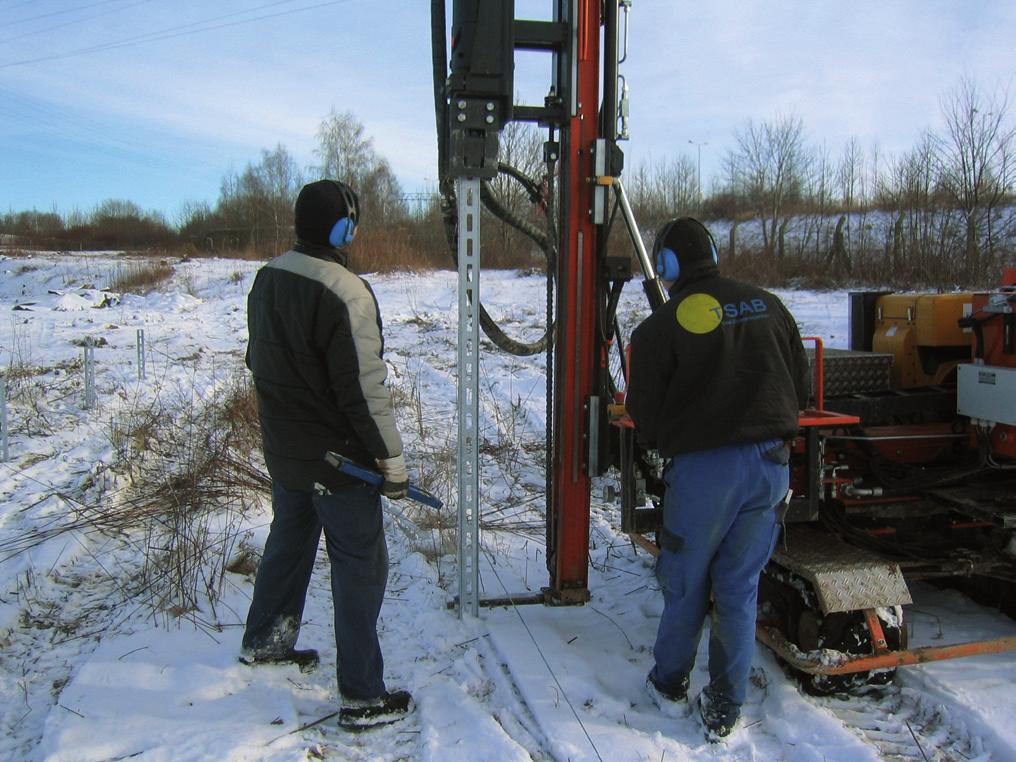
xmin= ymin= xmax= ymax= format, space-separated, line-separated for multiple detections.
xmin=1 ymin=253 xmax=1012 ymax=761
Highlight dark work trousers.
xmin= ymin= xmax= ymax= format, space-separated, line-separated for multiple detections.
xmin=651 ymin=439 xmax=788 ymax=706
xmin=242 ymin=480 xmax=389 ymax=700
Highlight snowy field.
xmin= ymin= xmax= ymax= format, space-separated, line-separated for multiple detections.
xmin=0 ymin=252 xmax=1014 ymax=761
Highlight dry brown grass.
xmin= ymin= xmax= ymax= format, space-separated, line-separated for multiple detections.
xmin=351 ymin=228 xmax=446 ymax=273
xmin=107 ymin=261 xmax=175 ymax=294
xmin=0 ymin=373 xmax=270 ymax=618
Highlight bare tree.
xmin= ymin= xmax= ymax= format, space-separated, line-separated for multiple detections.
xmin=838 ymin=137 xmax=863 ymax=210
xmin=831 ymin=137 xmax=865 ymax=273
xmin=313 ymin=109 xmax=406 ymax=229
xmin=628 ymin=153 xmax=697 ymax=230
xmin=218 ymin=144 xmax=302 ymax=254
xmin=727 ymin=114 xmax=809 ymax=256
xmin=799 ymin=141 xmax=832 ymax=261
xmin=936 ymin=77 xmax=1015 ymax=278
xmin=879 ymin=132 xmax=957 ymax=282
xmin=255 ymin=144 xmax=304 ymax=253
xmin=314 ymin=110 xmax=376 ymax=185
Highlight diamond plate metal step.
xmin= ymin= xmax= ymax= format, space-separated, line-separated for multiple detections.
xmin=772 ymin=525 xmax=912 ymax=614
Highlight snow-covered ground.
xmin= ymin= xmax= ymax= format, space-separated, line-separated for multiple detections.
xmin=0 ymin=252 xmax=1013 ymax=761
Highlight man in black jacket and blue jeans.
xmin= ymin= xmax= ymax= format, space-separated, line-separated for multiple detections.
xmin=626 ymin=217 xmax=809 ymax=741
xmin=240 ymin=179 xmax=413 ymax=729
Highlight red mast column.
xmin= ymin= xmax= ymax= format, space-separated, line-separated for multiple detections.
xmin=548 ymin=0 xmax=601 ymax=602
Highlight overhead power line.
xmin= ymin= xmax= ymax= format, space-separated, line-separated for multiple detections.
xmin=0 ymin=0 xmax=157 ymax=46
xmin=0 ymin=0 xmax=125 ymax=30
xmin=0 ymin=0 xmax=353 ymax=70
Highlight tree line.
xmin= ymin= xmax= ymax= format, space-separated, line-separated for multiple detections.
xmin=623 ymin=78 xmax=1015 ymax=287
xmin=2 ymin=79 xmax=1014 ymax=286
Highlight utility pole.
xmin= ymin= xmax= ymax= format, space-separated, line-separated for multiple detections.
xmin=688 ymin=139 xmax=707 ymax=208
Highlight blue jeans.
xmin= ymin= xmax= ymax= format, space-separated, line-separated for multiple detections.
xmin=243 ymin=480 xmax=389 ymax=700
xmin=652 ymin=440 xmax=788 ymax=706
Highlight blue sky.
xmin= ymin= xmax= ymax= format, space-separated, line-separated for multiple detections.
xmin=1 ymin=0 xmax=1013 ymax=222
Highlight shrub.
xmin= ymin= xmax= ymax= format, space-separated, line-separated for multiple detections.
xmin=107 ymin=261 xmax=175 ymax=294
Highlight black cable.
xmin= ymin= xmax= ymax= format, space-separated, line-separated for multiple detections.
xmin=438 ymin=163 xmax=557 ymax=356
xmin=430 ymin=2 xmax=556 ymax=358
xmin=0 ymin=0 xmax=155 ymax=45
xmin=867 ymin=449 xmax=986 ymax=492
xmin=430 ymin=0 xmax=448 ymax=183
xmin=0 ymin=0 xmax=348 ymax=69
xmin=480 ymin=174 xmax=550 ymax=253
xmin=0 ymin=0 xmax=126 ymax=30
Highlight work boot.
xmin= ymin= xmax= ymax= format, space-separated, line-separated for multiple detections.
xmin=338 ymin=690 xmax=415 ymax=730
xmin=696 ymin=687 xmax=740 ymax=742
xmin=239 ymin=647 xmax=320 ymax=673
xmin=646 ymin=670 xmax=690 ymax=718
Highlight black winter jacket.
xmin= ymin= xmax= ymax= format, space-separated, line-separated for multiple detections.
xmin=246 ymin=245 xmax=403 ymax=492
xmin=626 ymin=269 xmax=809 ymax=457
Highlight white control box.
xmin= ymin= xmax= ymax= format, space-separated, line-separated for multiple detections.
xmin=957 ymin=363 xmax=1016 ymax=426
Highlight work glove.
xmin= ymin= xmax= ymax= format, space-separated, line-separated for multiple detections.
xmin=376 ymin=454 xmax=409 ymax=499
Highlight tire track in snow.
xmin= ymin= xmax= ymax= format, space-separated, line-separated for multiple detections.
xmin=0 ymin=550 xmax=128 ymax=760
xmin=475 ymin=633 xmax=556 ymax=761
xmin=812 ymin=684 xmax=982 ymax=761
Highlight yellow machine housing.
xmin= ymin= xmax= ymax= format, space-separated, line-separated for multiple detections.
xmin=872 ymin=293 xmax=973 ymax=388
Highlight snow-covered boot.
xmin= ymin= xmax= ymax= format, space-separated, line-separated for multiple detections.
xmin=696 ymin=687 xmax=740 ymax=742
xmin=239 ymin=647 xmax=320 ymax=672
xmin=338 ymin=690 xmax=415 ymax=730
xmin=646 ymin=670 xmax=690 ymax=718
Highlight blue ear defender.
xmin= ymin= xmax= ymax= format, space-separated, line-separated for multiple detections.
xmin=329 ymin=217 xmax=354 ymax=246
xmin=655 ymin=247 xmax=680 ymax=281
xmin=327 ymin=181 xmax=360 ymax=247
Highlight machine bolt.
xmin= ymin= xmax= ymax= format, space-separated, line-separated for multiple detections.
xmin=486 ymin=101 xmax=495 ymax=111
xmin=457 ymin=113 xmax=467 ymax=122
xmin=484 ymin=114 xmax=494 ymax=124
xmin=457 ymin=100 xmax=467 ymax=109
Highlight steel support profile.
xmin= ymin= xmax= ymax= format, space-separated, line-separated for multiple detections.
xmin=457 ymin=176 xmax=482 ymax=618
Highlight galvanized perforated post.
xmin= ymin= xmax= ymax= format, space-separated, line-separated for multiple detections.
xmin=0 ymin=376 xmax=8 ymax=463
xmin=83 ymin=338 xmax=96 ymax=409
xmin=136 ymin=329 xmax=146 ymax=380
xmin=456 ymin=176 xmax=481 ymax=619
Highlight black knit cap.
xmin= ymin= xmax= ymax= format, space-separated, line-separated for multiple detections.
xmin=655 ymin=216 xmax=718 ymax=283
xmin=294 ymin=179 xmax=360 ymax=246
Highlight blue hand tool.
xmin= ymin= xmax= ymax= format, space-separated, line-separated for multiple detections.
xmin=324 ymin=451 xmax=444 ymax=509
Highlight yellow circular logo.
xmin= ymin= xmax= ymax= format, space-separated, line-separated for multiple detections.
xmin=676 ymin=293 xmax=723 ymax=334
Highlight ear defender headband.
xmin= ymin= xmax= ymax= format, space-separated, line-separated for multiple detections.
xmin=653 ymin=217 xmax=719 ymax=282
xmin=653 ymin=220 xmax=681 ymax=281
xmin=327 ymin=182 xmax=360 ymax=247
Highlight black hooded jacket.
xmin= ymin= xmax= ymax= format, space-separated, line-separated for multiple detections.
xmin=245 ymin=243 xmax=403 ymax=491
xmin=626 ymin=263 xmax=809 ymax=457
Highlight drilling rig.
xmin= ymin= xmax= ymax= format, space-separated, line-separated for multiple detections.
xmin=432 ymin=1 xmax=1016 ymax=691
xmin=432 ymin=0 xmax=658 ymax=612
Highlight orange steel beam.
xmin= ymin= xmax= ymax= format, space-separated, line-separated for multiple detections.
xmin=863 ymin=608 xmax=890 ymax=654
xmin=628 ymin=535 xmax=1016 ymax=672
xmin=756 ymin=625 xmax=1016 ymax=675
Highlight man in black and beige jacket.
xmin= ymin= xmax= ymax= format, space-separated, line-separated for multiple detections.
xmin=241 ymin=179 xmax=413 ymax=729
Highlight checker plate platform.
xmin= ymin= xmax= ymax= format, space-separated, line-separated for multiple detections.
xmin=772 ymin=525 xmax=912 ymax=614
xmin=805 ymin=347 xmax=893 ymax=398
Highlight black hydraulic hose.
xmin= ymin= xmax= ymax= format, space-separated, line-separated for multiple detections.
xmin=476 ymin=164 xmax=556 ymax=356
xmin=431 ymin=0 xmax=448 ymax=178
xmin=480 ymin=175 xmax=551 ymax=254
xmin=866 ymin=450 xmax=987 ymax=492
xmin=497 ymin=162 xmax=544 ymax=203
xmin=430 ymin=0 xmax=555 ymax=357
